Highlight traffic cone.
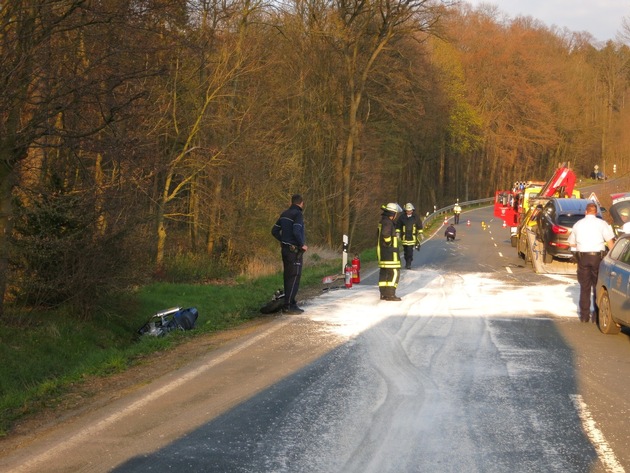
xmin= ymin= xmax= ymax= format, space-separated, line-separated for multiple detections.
xmin=443 ymin=216 xmax=448 ymax=225
xmin=467 ymin=219 xmax=471 ymax=226
xmin=502 ymin=221 xmax=506 ymax=228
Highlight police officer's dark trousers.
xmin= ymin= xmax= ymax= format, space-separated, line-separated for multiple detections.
xmin=282 ymin=245 xmax=303 ymax=306
xmin=576 ymin=252 xmax=601 ymax=321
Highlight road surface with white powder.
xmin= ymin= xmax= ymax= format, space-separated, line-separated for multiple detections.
xmin=2 ymin=206 xmax=629 ymax=473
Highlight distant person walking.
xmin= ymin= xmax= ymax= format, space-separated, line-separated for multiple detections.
xmin=567 ymin=202 xmax=615 ymax=323
xmin=272 ymin=194 xmax=308 ymax=315
xmin=378 ymin=203 xmax=403 ymax=301
xmin=453 ymin=202 xmax=462 ymax=224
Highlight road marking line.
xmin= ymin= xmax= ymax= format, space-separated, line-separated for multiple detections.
xmin=505 ymin=266 xmax=512 ymax=274
xmin=498 ymin=252 xmax=504 ymax=257
xmin=570 ymin=394 xmax=625 ymax=473
xmin=11 ymin=318 xmax=293 ymax=473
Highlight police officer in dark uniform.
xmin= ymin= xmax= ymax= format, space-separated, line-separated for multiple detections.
xmin=378 ymin=203 xmax=403 ymax=301
xmin=568 ymin=202 xmax=614 ymax=323
xmin=399 ymin=203 xmax=423 ymax=269
xmin=272 ymin=194 xmax=308 ymax=314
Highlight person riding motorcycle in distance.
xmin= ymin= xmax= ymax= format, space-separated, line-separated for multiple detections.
xmin=378 ymin=203 xmax=403 ymax=301
xmin=398 ymin=203 xmax=423 ymax=269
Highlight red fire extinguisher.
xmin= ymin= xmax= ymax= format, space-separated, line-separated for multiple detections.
xmin=344 ymin=264 xmax=353 ymax=288
xmin=351 ymin=255 xmax=360 ymax=284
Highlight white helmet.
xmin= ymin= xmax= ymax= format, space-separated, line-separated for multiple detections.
xmin=382 ymin=202 xmax=402 ymax=213
xmin=404 ymin=203 xmax=415 ymax=211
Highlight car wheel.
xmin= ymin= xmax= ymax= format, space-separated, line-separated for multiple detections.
xmin=598 ymin=289 xmax=621 ymax=335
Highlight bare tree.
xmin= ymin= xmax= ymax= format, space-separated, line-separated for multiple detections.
xmin=0 ymin=1 xmax=160 ymax=315
xmin=330 ymin=0 xmax=453 ymax=237
xmin=617 ymin=16 xmax=630 ymax=44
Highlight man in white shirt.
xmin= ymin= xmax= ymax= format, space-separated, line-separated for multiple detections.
xmin=567 ymin=203 xmax=615 ymax=323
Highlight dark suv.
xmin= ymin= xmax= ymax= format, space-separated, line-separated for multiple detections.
xmin=536 ymin=198 xmax=602 ymax=264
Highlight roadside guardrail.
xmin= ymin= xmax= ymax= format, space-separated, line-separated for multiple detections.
xmin=422 ymin=197 xmax=494 ymax=228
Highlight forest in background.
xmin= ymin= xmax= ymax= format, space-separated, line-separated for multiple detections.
xmin=2 ymin=0 xmax=630 ymax=316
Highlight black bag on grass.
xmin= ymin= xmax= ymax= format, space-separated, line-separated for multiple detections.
xmin=260 ymin=289 xmax=285 ymax=314
xmin=138 ymin=306 xmax=198 ymax=337
xmin=172 ymin=307 xmax=199 ymax=330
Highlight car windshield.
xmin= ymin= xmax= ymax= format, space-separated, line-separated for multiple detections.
xmin=610 ymin=239 xmax=629 ymax=261
xmin=611 ymin=201 xmax=630 ymax=226
xmin=558 ymin=214 xmax=584 ymax=227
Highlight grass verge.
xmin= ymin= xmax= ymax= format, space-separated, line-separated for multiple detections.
xmin=0 ymin=251 xmax=373 ymax=437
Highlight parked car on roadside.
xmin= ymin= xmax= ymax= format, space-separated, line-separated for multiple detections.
xmin=536 ymin=198 xmax=602 ymax=264
xmin=596 ymin=234 xmax=630 ymax=334
xmin=608 ymin=193 xmax=630 ymax=236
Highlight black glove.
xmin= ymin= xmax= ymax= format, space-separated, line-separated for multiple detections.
xmin=415 ymin=243 xmax=420 ymax=251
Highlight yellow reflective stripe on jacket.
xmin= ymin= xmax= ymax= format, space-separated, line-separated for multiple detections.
xmin=378 ymin=280 xmax=398 ymax=287
xmin=379 ymin=261 xmax=400 ymax=268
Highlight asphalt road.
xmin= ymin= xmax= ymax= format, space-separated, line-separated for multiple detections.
xmin=2 ymin=206 xmax=630 ymax=473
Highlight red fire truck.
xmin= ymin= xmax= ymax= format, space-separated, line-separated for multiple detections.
xmin=494 ymin=166 xmax=577 ymax=247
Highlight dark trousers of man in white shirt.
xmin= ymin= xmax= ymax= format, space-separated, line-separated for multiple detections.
xmin=576 ymin=252 xmax=602 ymax=323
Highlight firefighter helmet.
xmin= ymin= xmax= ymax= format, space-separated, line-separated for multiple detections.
xmin=404 ymin=203 xmax=415 ymax=211
xmin=381 ymin=203 xmax=402 ymax=214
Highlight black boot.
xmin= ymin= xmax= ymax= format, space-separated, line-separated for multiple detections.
xmin=382 ymin=287 xmax=401 ymax=301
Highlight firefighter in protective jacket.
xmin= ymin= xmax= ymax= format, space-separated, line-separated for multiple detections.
xmin=378 ymin=203 xmax=403 ymax=301
xmin=398 ymin=203 xmax=423 ymax=269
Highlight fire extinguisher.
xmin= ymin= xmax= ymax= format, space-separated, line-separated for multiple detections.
xmin=344 ymin=264 xmax=353 ymax=288
xmin=351 ymin=255 xmax=360 ymax=284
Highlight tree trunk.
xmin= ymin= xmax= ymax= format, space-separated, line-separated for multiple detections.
xmin=341 ymin=92 xmax=360 ymax=237
xmin=207 ymin=176 xmax=223 ymax=255
xmin=156 ymin=201 xmax=167 ymax=271
xmin=189 ymin=175 xmax=199 ymax=253
xmin=0 ymin=165 xmax=15 ymax=316
xmin=95 ymin=153 xmax=107 ymax=236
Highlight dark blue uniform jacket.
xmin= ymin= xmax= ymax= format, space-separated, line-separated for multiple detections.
xmin=272 ymin=204 xmax=305 ymax=247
